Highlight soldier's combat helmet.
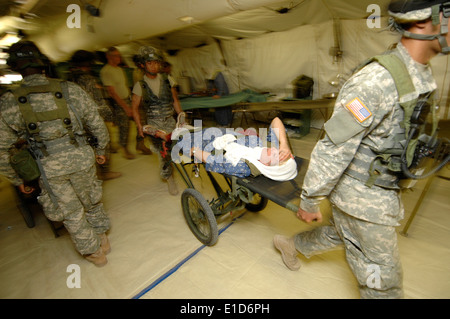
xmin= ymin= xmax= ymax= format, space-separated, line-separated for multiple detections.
xmin=70 ymin=50 xmax=96 ymax=67
xmin=135 ymin=46 xmax=163 ymax=67
xmin=388 ymin=0 xmax=450 ymax=53
xmin=7 ymin=40 xmax=51 ymax=71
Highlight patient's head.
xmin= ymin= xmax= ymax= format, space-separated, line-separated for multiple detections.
xmin=259 ymin=147 xmax=280 ymax=166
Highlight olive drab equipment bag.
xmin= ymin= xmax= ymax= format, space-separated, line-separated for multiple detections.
xmin=8 ymin=139 xmax=40 ymax=182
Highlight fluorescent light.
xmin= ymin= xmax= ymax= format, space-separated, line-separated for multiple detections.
xmin=0 ymin=73 xmax=23 ymax=84
xmin=178 ymin=16 xmax=194 ymax=24
xmin=0 ymin=33 xmax=21 ymax=47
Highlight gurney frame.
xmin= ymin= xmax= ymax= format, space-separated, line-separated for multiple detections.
xmin=174 ymin=157 xmax=307 ymax=246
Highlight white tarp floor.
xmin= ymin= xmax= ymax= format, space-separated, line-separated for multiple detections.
xmin=0 ymin=117 xmax=449 ymax=299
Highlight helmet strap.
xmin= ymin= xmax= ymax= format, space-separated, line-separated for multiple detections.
xmin=144 ymin=66 xmax=158 ymax=76
xmin=392 ymin=4 xmax=450 ymax=55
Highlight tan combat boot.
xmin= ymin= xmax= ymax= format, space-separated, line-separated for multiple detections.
xmin=85 ymin=247 xmax=108 ymax=267
xmin=166 ymin=175 xmax=178 ymax=196
xmin=124 ymin=148 xmax=136 ymax=160
xmin=99 ymin=171 xmax=122 ymax=181
xmin=100 ymin=233 xmax=111 ymax=255
xmin=136 ymin=140 xmax=152 ymax=155
xmin=273 ymin=235 xmax=301 ymax=271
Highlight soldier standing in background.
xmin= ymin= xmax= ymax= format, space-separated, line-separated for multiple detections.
xmin=274 ymin=0 xmax=450 ymax=298
xmin=100 ymin=47 xmax=152 ymax=159
xmin=0 ymin=41 xmax=112 ymax=267
xmin=69 ymin=50 xmax=122 ymax=181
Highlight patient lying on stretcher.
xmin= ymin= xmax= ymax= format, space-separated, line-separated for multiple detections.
xmin=171 ymin=117 xmax=297 ymax=181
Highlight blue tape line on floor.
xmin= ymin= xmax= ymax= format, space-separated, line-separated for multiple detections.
xmin=132 ymin=214 xmax=244 ymax=299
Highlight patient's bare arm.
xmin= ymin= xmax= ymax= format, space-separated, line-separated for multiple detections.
xmin=270 ymin=117 xmax=293 ymax=162
xmin=191 ymin=146 xmax=211 ymax=163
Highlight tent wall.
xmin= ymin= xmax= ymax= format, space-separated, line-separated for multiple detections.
xmin=162 ymin=17 xmax=449 ymax=124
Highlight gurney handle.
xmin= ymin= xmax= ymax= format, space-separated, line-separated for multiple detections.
xmin=286 ymin=202 xmax=299 ymax=213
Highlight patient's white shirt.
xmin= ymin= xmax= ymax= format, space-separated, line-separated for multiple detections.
xmin=213 ymin=134 xmax=297 ymax=181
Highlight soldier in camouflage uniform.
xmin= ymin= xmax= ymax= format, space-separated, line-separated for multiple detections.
xmin=69 ymin=50 xmax=122 ymax=181
xmin=274 ymin=0 xmax=450 ymax=298
xmin=0 ymin=41 xmax=111 ymax=267
xmin=131 ymin=46 xmax=183 ymax=195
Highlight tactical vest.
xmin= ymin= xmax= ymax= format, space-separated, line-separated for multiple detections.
xmin=139 ymin=74 xmax=174 ymax=120
xmin=344 ymin=53 xmax=437 ymax=189
xmin=11 ymin=78 xmax=84 ymax=157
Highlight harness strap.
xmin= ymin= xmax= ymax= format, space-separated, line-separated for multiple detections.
xmin=372 ymin=54 xmax=417 ymax=136
xmin=344 ymin=144 xmax=400 ymax=189
xmin=348 ymin=53 xmax=436 ymax=188
xmin=12 ymin=79 xmax=79 ymax=156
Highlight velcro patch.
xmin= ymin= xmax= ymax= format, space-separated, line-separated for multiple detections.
xmin=345 ymin=97 xmax=372 ymax=123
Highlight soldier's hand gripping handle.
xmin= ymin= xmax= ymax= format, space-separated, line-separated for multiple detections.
xmin=18 ymin=183 xmax=35 ymax=195
xmin=96 ymin=155 xmax=106 ymax=165
xmin=296 ymin=207 xmax=322 ymax=223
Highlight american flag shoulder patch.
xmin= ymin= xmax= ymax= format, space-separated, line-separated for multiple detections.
xmin=345 ymin=97 xmax=372 ymax=123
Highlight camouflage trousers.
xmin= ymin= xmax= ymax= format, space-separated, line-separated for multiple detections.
xmin=146 ymin=116 xmax=176 ymax=180
xmin=294 ymin=205 xmax=403 ymax=299
xmin=109 ymin=98 xmax=143 ymax=147
xmin=37 ymin=165 xmax=110 ymax=255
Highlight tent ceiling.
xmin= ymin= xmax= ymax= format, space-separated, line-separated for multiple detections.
xmin=0 ymin=0 xmax=392 ymax=61
xmin=148 ymin=0 xmax=393 ymax=51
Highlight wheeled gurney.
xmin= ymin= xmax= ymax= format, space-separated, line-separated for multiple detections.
xmin=174 ymin=156 xmax=308 ymax=246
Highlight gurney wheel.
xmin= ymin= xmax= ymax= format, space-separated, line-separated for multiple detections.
xmin=181 ymin=188 xmax=218 ymax=246
xmin=245 ymin=194 xmax=268 ymax=212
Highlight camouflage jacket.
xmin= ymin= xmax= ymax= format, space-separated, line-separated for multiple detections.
xmin=0 ymin=74 xmax=110 ymax=186
xmin=71 ymin=70 xmax=113 ymax=122
xmin=300 ymin=43 xmax=437 ymax=226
